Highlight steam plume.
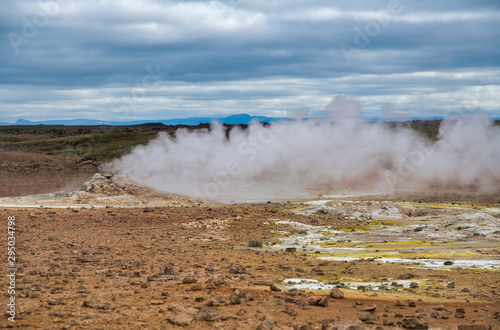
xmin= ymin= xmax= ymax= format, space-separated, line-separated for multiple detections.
xmin=110 ymin=97 xmax=500 ymax=202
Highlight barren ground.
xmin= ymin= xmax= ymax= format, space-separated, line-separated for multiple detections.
xmin=0 ymin=125 xmax=499 ymax=329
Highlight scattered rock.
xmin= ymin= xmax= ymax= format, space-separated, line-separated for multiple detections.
xmin=447 ymin=282 xmax=455 ymax=289
xmin=49 ymin=311 xmax=73 ymax=318
xmin=285 ymin=247 xmax=297 ymax=253
xmin=270 ymin=284 xmax=281 ymax=292
xmin=330 ymin=287 xmax=344 ymax=299
xmin=249 ymin=239 xmax=263 ymax=247
xmin=322 ymin=318 xmax=364 ymax=330
xmin=47 ymin=299 xmax=66 ymax=306
xmin=228 ymin=264 xmax=246 ymax=274
xmin=256 ymin=319 xmax=276 ymax=330
xmin=444 ymin=261 xmax=453 ymax=265
xmin=182 ymin=276 xmax=197 ymax=284
xmin=196 ymin=308 xmax=233 ymax=322
xmin=168 ymin=304 xmax=198 ymax=315
xmin=401 ymin=318 xmax=429 ymax=329
xmin=359 ymin=314 xmax=378 ymax=324
xmin=82 ymin=299 xmax=114 ymax=311
xmin=360 ymin=303 xmax=376 ymax=312
xmin=167 ymin=314 xmax=194 ymax=326
xmin=282 ymin=305 xmax=297 ymax=316
xmin=230 ymin=292 xmax=241 ymax=305
xmin=307 ymin=296 xmax=328 ymax=307
xmin=163 ymin=264 xmax=175 ymax=275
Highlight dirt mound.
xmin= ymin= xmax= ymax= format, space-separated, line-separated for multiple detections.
xmin=73 ymin=173 xmax=148 ymax=196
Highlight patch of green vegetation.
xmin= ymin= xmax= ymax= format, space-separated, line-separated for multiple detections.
xmin=0 ymin=135 xmax=30 ymax=143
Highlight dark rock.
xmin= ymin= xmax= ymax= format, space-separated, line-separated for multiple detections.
xmin=270 ymin=284 xmax=281 ymax=292
xmin=447 ymin=282 xmax=455 ymax=289
xmin=282 ymin=305 xmax=298 ymax=316
xmin=307 ymin=296 xmax=328 ymax=307
xmin=249 ymin=240 xmax=263 ymax=247
xmin=230 ymin=293 xmax=241 ymax=305
xmin=444 ymin=261 xmax=453 ymax=265
xmin=395 ymin=300 xmax=406 ymax=308
xmin=228 ymin=264 xmax=246 ymax=274
xmin=401 ymin=318 xmax=428 ymax=329
xmin=163 ymin=264 xmax=175 ymax=275
xmin=196 ymin=308 xmax=232 ymax=322
xmin=285 ymin=247 xmax=297 ymax=253
xmin=359 ymin=314 xmax=378 ymax=324
xmin=47 ymin=299 xmax=66 ymax=306
xmin=82 ymin=299 xmax=114 ymax=311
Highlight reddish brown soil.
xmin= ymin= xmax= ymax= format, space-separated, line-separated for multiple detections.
xmin=1 ymin=203 xmax=498 ymax=329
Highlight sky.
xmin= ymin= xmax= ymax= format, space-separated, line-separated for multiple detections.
xmin=0 ymin=0 xmax=499 ymax=123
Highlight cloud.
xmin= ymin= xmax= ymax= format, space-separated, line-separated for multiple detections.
xmin=0 ymin=0 xmax=499 ymax=121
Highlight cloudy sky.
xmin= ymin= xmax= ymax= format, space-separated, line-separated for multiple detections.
xmin=1 ymin=0 xmax=499 ymax=123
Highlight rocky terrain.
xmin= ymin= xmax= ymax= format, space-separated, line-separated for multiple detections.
xmin=1 ymin=124 xmax=499 ymax=329
xmin=1 ymin=174 xmax=499 ymax=329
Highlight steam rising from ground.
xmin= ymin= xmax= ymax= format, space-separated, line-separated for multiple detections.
xmin=111 ymin=97 xmax=500 ymax=203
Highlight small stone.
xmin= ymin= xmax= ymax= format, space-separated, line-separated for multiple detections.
xmin=359 ymin=314 xmax=378 ymax=324
xmin=82 ymin=298 xmax=114 ymax=311
xmin=360 ymin=303 xmax=377 ymax=312
xmin=248 ymin=239 xmax=263 ymax=247
xmin=410 ymin=282 xmax=419 ymax=289
xmin=163 ymin=264 xmax=175 ymax=275
xmin=395 ymin=300 xmax=406 ymax=308
xmin=330 ymin=287 xmax=344 ymax=299
xmin=282 ymin=305 xmax=298 ymax=316
xmin=447 ymin=282 xmax=455 ymax=289
xmin=256 ymin=319 xmax=276 ymax=330
xmin=230 ymin=293 xmax=241 ymax=305
xmin=182 ymin=276 xmax=197 ymax=284
xmin=402 ymin=318 xmax=429 ymax=329
xmin=270 ymin=284 xmax=281 ymax=292
xmin=228 ymin=264 xmax=246 ymax=274
xmin=444 ymin=261 xmax=453 ymax=265
xmin=47 ymin=299 xmax=66 ymax=306
xmin=190 ymin=284 xmax=203 ymax=291
xmin=167 ymin=313 xmax=194 ymax=326
xmin=307 ymin=296 xmax=328 ymax=307
xmin=285 ymin=247 xmax=297 ymax=253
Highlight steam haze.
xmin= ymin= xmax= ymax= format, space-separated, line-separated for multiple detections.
xmin=111 ymin=97 xmax=500 ymax=203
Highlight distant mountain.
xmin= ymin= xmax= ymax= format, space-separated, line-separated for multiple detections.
xmin=1 ymin=114 xmax=286 ymax=126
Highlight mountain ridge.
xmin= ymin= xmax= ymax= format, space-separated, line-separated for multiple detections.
xmin=2 ymin=114 xmax=284 ymax=126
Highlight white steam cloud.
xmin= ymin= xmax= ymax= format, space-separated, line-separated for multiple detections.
xmin=111 ymin=96 xmax=500 ymax=203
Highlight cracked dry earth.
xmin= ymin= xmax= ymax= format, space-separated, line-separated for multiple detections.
xmin=1 ymin=178 xmax=500 ymax=329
